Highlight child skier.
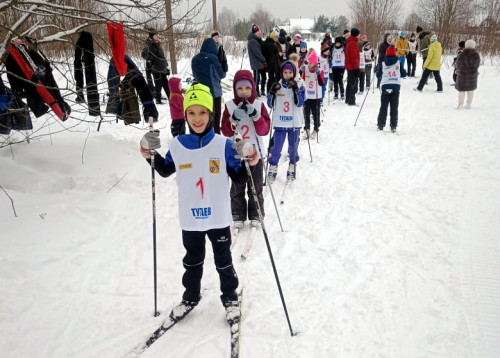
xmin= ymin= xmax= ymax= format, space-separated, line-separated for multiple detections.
xmin=362 ymin=41 xmax=375 ymax=91
xmin=407 ymin=33 xmax=418 ymax=77
xmin=220 ymin=70 xmax=271 ymax=230
xmin=358 ymin=43 xmax=366 ymax=94
xmin=376 ymin=45 xmax=406 ymax=132
xmin=319 ymin=43 xmax=331 ymax=105
xmin=139 ymin=83 xmax=259 ymax=324
xmin=301 ymin=50 xmax=324 ymax=140
xmin=330 ymin=37 xmax=345 ymax=99
xmin=298 ymin=41 xmax=308 ymax=75
xmin=267 ymin=61 xmax=305 ymax=183
xmin=167 ymin=77 xmax=186 ymax=137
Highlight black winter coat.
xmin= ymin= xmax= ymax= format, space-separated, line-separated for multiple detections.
xmin=261 ymin=38 xmax=281 ymax=74
xmin=455 ymin=49 xmax=480 ymax=92
xmin=142 ymin=38 xmax=169 ymax=74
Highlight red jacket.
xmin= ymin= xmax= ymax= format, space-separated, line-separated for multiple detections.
xmin=344 ymin=36 xmax=360 ymax=70
xmin=221 ymin=69 xmax=270 ymax=137
xmin=168 ymin=77 xmax=184 ymax=121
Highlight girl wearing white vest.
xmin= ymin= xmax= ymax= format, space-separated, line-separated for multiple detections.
xmin=266 ymin=60 xmax=305 ymax=183
xmin=300 ymin=50 xmax=325 ymax=140
xmin=330 ymin=37 xmax=345 ymax=99
xmin=220 ymin=70 xmax=271 ymax=229
xmin=139 ymin=83 xmax=259 ymax=324
xmin=375 ymin=45 xmax=407 ymax=132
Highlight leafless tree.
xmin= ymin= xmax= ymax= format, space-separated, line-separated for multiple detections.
xmin=216 ymin=7 xmax=238 ymax=37
xmin=349 ymin=0 xmax=402 ymax=49
xmin=249 ymin=5 xmax=274 ymax=36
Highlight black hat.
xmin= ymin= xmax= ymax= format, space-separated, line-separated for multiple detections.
xmin=211 ymin=31 xmax=220 ymax=38
xmin=343 ymin=29 xmax=349 ymax=35
xmin=148 ymin=28 xmax=157 ymax=38
xmin=416 ymin=26 xmax=423 ymax=33
xmin=459 ymin=40 xmax=465 ymax=48
xmin=335 ymin=36 xmax=342 ymax=43
xmin=350 ymin=28 xmax=360 ymax=37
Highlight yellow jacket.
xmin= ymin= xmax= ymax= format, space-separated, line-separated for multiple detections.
xmin=423 ymin=41 xmax=442 ymax=71
xmin=395 ymin=37 xmax=409 ymax=57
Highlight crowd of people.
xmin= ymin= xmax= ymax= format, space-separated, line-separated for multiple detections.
xmin=136 ymin=24 xmax=481 ymax=331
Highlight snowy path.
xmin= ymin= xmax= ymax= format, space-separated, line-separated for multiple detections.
xmin=1 ymin=56 xmax=499 ymax=358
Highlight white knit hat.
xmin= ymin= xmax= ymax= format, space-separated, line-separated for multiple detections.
xmin=465 ymin=39 xmax=476 ymax=49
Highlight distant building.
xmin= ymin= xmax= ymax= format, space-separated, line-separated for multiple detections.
xmin=280 ymin=18 xmax=315 ymax=38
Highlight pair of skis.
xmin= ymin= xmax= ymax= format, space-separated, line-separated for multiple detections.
xmin=129 ymin=291 xmax=243 ymax=357
xmin=232 ymin=223 xmax=259 ymax=260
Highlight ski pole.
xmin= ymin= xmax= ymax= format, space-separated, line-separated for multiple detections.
xmin=354 ymin=70 xmax=375 ymax=126
xmin=242 ymin=99 xmax=284 ymax=233
xmin=240 ymin=48 xmax=246 ymax=70
xmin=241 ymin=155 xmax=296 ymax=337
xmin=148 ymin=117 xmax=160 ymax=317
xmin=263 ymin=106 xmax=273 ymax=187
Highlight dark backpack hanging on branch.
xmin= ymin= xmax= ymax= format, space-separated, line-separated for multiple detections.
xmin=0 ymin=78 xmax=32 ymax=135
xmin=74 ymin=31 xmax=100 ymax=116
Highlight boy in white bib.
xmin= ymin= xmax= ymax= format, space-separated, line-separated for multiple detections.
xmin=140 ymin=83 xmax=258 ymax=323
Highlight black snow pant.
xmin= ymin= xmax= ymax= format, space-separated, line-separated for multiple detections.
xmin=153 ymin=72 xmax=170 ymax=102
xmin=253 ymin=69 xmax=267 ymax=95
xmin=181 ymin=227 xmax=239 ymax=304
xmin=345 ymin=69 xmax=359 ymax=105
xmin=417 ymin=69 xmax=442 ymax=91
xmin=364 ymin=64 xmax=372 ymax=90
xmin=406 ymin=53 xmax=417 ymax=77
xmin=330 ymin=67 xmax=345 ymax=96
xmin=377 ymin=89 xmax=400 ymax=130
xmin=213 ymin=96 xmax=222 ymax=134
xmin=359 ymin=69 xmax=366 ymax=92
xmin=266 ymin=69 xmax=280 ymax=94
xmin=303 ymin=99 xmax=321 ymax=132
xmin=230 ymin=159 xmax=264 ymax=221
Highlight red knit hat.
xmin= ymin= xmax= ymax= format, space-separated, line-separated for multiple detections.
xmin=386 ymin=45 xmax=397 ymax=57
xmin=251 ymin=24 xmax=260 ymax=33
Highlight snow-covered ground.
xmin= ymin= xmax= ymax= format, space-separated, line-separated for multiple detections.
xmin=1 ymin=45 xmax=500 ymax=358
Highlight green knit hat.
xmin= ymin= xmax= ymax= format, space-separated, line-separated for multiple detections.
xmin=183 ymin=83 xmax=213 ymax=112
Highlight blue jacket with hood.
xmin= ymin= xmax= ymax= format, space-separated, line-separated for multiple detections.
xmin=191 ymin=38 xmax=225 ymax=98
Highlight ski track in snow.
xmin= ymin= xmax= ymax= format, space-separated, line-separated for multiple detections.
xmin=1 ymin=49 xmax=499 ymax=358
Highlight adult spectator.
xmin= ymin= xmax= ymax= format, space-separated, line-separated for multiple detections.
xmin=211 ymin=31 xmax=228 ymax=75
xmin=415 ymin=34 xmax=443 ymax=92
xmin=143 ymin=28 xmax=170 ymax=104
xmin=278 ymin=29 xmax=290 ymax=61
xmin=262 ymin=30 xmax=282 ymax=94
xmin=454 ymin=39 xmax=480 ymax=109
xmin=345 ymin=28 xmax=360 ymax=106
xmin=416 ymin=26 xmax=433 ymax=67
xmin=247 ymin=23 xmax=267 ymax=96
xmin=287 ymin=34 xmax=302 ymax=57
xmin=191 ymin=38 xmax=225 ymax=133
xmin=376 ymin=33 xmax=393 ymax=88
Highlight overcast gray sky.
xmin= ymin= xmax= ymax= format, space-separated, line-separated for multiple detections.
xmin=203 ymin=0 xmax=414 ymax=24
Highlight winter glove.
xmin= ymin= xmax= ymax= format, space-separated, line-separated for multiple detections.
xmin=140 ymin=130 xmax=160 ymax=158
xmin=143 ymin=102 xmax=158 ymax=122
xmin=315 ymin=66 xmax=321 ymax=75
xmin=243 ymin=102 xmax=259 ymax=121
xmin=166 ymin=68 xmax=171 ymax=76
xmin=287 ymin=80 xmax=298 ymax=92
xmin=269 ymin=82 xmax=281 ymax=95
xmin=300 ymin=64 xmax=306 ymax=72
xmin=232 ymin=139 xmax=259 ymax=166
xmin=231 ymin=108 xmax=246 ymax=125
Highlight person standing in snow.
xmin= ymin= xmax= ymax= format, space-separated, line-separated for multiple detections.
xmin=395 ymin=31 xmax=409 ymax=76
xmin=266 ymin=61 xmax=305 ymax=183
xmin=191 ymin=37 xmax=225 ymax=133
xmin=341 ymin=29 xmax=350 ymax=48
xmin=345 ymin=28 xmax=360 ymax=106
xmin=167 ymin=77 xmax=186 ymax=137
xmin=376 ymin=33 xmax=393 ymax=88
xmin=139 ymin=83 xmax=258 ymax=324
xmin=220 ymin=70 xmax=271 ymax=230
xmin=376 ymin=45 xmax=406 ymax=132
xmin=247 ymin=24 xmax=267 ymax=96
xmin=318 ymin=43 xmax=332 ymax=104
xmin=261 ymin=30 xmax=282 ymax=95
xmin=287 ymin=34 xmax=302 ymax=57
xmin=211 ymin=31 xmax=228 ymax=76
xmin=330 ymin=37 xmax=345 ymax=99
xmin=454 ymin=39 xmax=480 ymax=109
xmin=452 ymin=40 xmax=466 ymax=84
xmin=301 ymin=50 xmax=324 ymax=139
xmin=362 ymin=41 xmax=375 ymax=92
xmin=415 ymin=34 xmax=443 ymax=92
xmin=278 ymin=29 xmax=290 ymax=61
xmin=407 ymin=33 xmax=418 ymax=77
xmin=143 ymin=28 xmax=171 ymax=104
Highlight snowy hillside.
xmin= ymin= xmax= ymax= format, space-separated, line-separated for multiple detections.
xmin=1 ymin=47 xmax=500 ymax=358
